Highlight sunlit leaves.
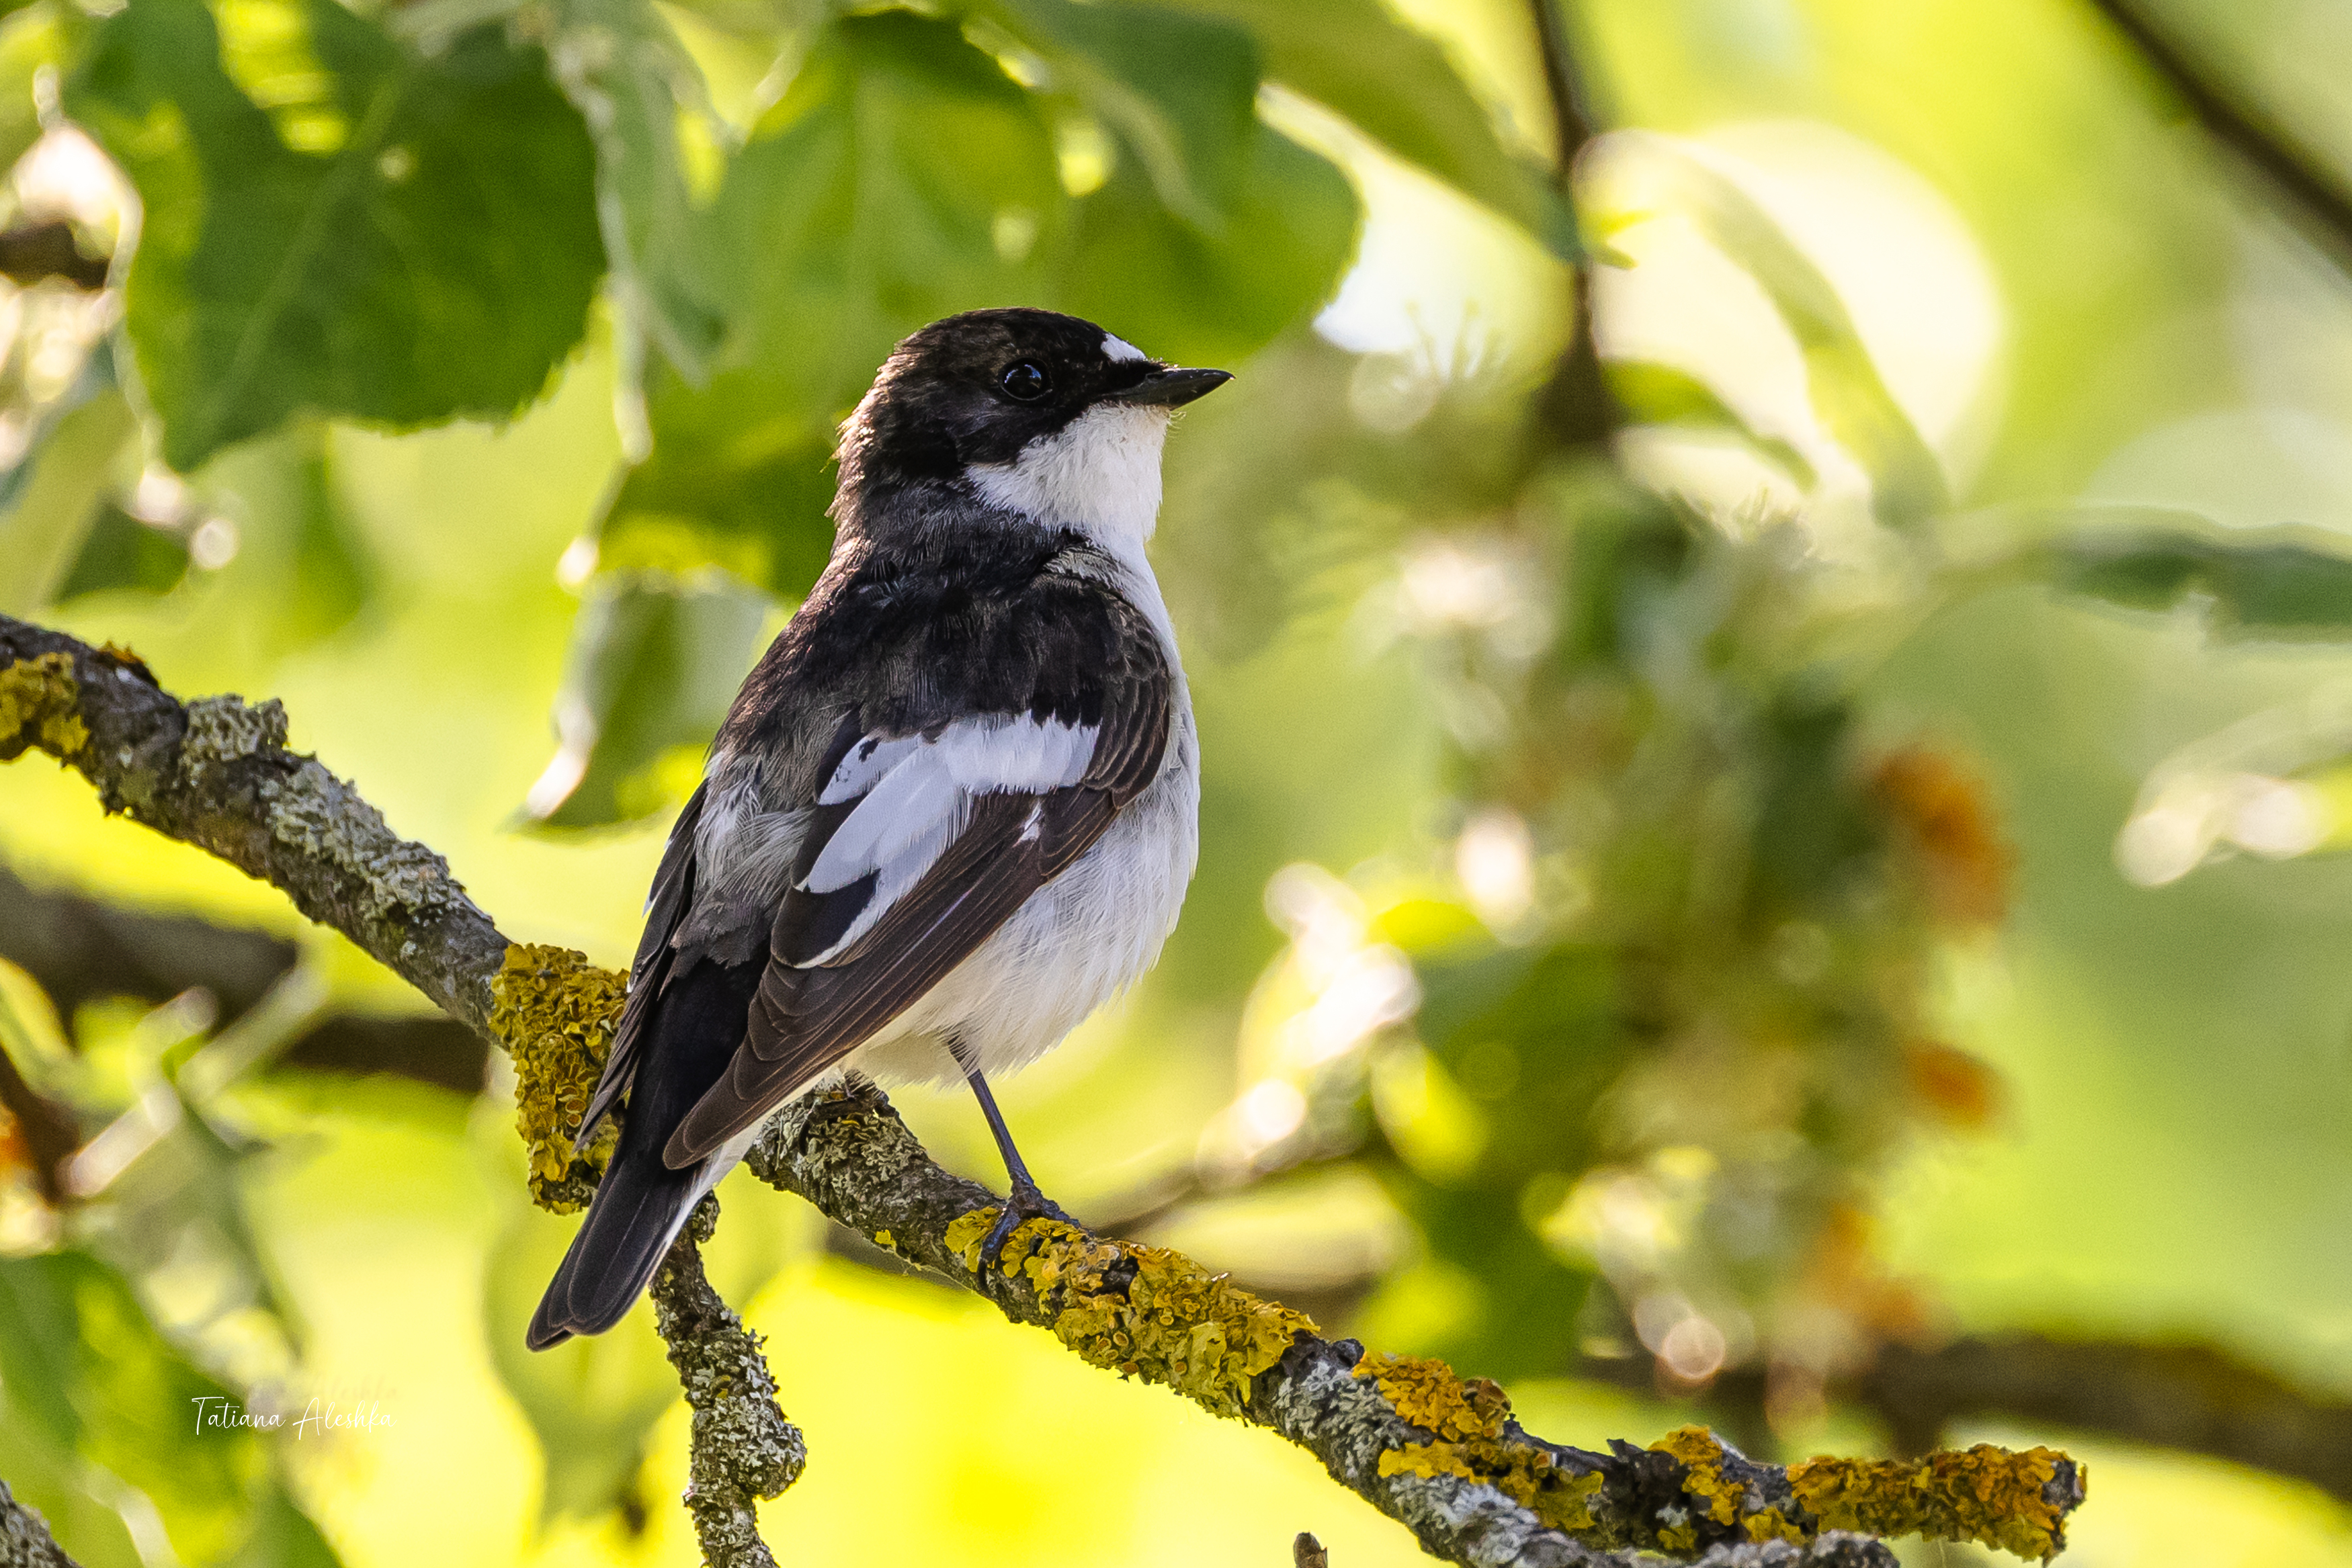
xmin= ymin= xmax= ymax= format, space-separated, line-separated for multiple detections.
xmin=0 ymin=1250 xmax=338 ymax=1567
xmin=0 ymin=356 xmax=137 ymax=614
xmin=532 ymin=0 xmax=725 ymax=391
xmin=598 ymin=9 xmax=1063 ymax=593
xmin=1058 ymin=116 xmax=1357 ymax=369
xmin=1605 ymin=359 xmax=1818 ymax=490
xmin=67 ymin=0 xmax=603 ymax=471
xmin=1599 ymin=146 xmax=1948 ymax=531
xmin=523 ymin=569 xmax=770 ymax=827
xmin=989 ymin=0 xmax=1259 ymax=229
xmin=1157 ymin=0 xmax=1573 ymax=257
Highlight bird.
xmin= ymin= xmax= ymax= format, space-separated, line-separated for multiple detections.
xmin=528 ymin=308 xmax=1228 ymax=1350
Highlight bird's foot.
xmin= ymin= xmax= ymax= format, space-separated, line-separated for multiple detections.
xmin=980 ymin=1180 xmax=1075 ymax=1267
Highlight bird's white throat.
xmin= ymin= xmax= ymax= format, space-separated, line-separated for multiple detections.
xmin=968 ymin=403 xmax=1170 ymax=544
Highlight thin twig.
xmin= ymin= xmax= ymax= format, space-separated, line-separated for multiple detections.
xmin=2084 ymin=0 xmax=2352 ymax=262
xmin=1526 ymin=0 xmax=1618 ymax=454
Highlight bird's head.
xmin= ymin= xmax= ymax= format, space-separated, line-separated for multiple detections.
xmin=834 ymin=308 xmax=1230 ymax=542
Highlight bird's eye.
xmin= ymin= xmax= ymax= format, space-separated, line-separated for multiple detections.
xmin=1001 ymin=361 xmax=1051 ymax=401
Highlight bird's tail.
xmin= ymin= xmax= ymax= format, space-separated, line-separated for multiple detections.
xmin=526 ymin=957 xmax=759 ymax=1350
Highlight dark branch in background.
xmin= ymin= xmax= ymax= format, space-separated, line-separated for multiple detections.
xmin=1294 ymin=1530 xmax=1329 ymax=1568
xmin=0 ymin=863 xmax=491 ymax=1094
xmin=0 ymin=220 xmax=109 ymax=292
xmin=0 ymin=617 xmax=2093 ymax=1567
xmin=0 ymin=1477 xmax=77 ymax=1568
xmin=1860 ymin=1334 xmax=2352 ymax=1504
xmin=1528 ymin=0 xmax=1618 ymax=455
xmin=2085 ymin=0 xmax=2352 ymax=265
xmin=0 ymin=621 xmax=509 ymax=1039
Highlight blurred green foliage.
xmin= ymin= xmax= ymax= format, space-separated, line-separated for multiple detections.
xmin=5 ymin=1 xmax=2352 ymax=1566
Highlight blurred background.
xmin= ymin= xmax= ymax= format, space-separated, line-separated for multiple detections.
xmin=4 ymin=0 xmax=2352 ymax=1563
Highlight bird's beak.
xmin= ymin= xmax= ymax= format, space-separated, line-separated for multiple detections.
xmin=1103 ymin=366 xmax=1232 ymax=408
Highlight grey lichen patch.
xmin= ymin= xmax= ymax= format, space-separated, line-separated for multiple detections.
xmin=651 ymin=1221 xmax=807 ymax=1568
xmin=255 ymin=766 xmax=470 ymax=923
xmin=180 ymin=693 xmax=290 ymax=769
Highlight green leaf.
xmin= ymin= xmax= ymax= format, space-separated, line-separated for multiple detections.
xmin=986 ymin=0 xmax=1259 ymax=229
xmin=2043 ymin=521 xmax=2352 ymax=638
xmin=0 ymin=1250 xmax=262 ymax=1564
xmin=159 ymin=419 xmax=380 ymax=651
xmin=538 ymin=0 xmax=726 ymax=384
xmin=222 ymin=1485 xmax=343 ymax=1568
xmin=1629 ymin=150 xmax=1946 ymax=530
xmin=525 ymin=568 xmax=771 ymax=828
xmin=480 ymin=1205 xmax=680 ymax=1523
xmin=67 ymin=0 xmax=604 ymax=470
xmin=1153 ymin=0 xmax=1573 ymax=256
xmin=1604 ymin=359 xmax=1818 ymax=489
xmin=601 ymin=9 xmax=1063 ymax=593
xmin=1053 ymin=114 xmax=1357 ymax=369
xmin=54 ymin=498 xmax=190 ymax=601
xmin=0 ymin=355 xmax=139 ymax=615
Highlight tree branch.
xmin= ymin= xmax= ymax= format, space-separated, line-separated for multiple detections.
xmin=2084 ymin=0 xmax=2352 ymax=263
xmin=1859 ymin=1333 xmax=2352 ymax=1503
xmin=650 ymin=1200 xmax=806 ymax=1568
xmin=1528 ymin=0 xmax=1618 ymax=455
xmin=0 ymin=615 xmax=2085 ymax=1568
xmin=0 ymin=863 xmax=491 ymax=1094
xmin=0 ymin=1477 xmax=77 ymax=1568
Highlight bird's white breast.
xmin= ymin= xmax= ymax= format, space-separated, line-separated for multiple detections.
xmin=849 ymin=551 xmax=1198 ymax=1088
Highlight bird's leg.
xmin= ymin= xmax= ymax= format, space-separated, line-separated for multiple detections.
xmin=951 ymin=1038 xmax=1073 ymax=1264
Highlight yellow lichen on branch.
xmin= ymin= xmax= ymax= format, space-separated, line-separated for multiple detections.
xmin=490 ymin=943 xmax=628 ymax=1211
xmin=1649 ymin=1426 xmax=1806 ymax=1549
xmin=948 ymin=1212 xmax=1318 ymax=1420
xmin=1789 ymin=1444 xmax=2078 ymax=1561
xmin=0 ymin=652 xmax=87 ymax=760
xmin=1355 ymin=1353 xmax=1604 ymax=1533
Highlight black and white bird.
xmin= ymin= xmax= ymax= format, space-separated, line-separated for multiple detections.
xmin=528 ymin=308 xmax=1227 ymax=1349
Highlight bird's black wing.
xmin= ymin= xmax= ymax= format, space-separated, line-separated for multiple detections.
xmin=573 ymin=779 xmax=708 ymax=1146
xmin=661 ymin=584 xmax=1170 ymax=1167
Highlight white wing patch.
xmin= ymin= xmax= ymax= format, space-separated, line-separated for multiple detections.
xmin=1101 ymin=333 xmax=1147 ymax=363
xmin=798 ymin=715 xmax=1099 ymax=963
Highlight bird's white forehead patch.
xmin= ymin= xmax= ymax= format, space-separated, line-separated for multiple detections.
xmin=1101 ymin=333 xmax=1147 ymax=363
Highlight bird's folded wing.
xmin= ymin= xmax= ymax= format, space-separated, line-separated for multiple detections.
xmin=574 ymin=779 xmax=707 ymax=1148
xmin=663 ymin=678 xmax=1168 ymax=1168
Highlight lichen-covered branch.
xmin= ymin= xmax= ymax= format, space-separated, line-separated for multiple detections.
xmin=0 ymin=617 xmax=2086 ymax=1568
xmin=648 ymin=1200 xmax=807 ymax=1568
xmin=0 ymin=621 xmax=507 ymax=1037
xmin=0 ymin=1477 xmax=77 ymax=1568
xmin=738 ymin=1082 xmax=2077 ymax=1567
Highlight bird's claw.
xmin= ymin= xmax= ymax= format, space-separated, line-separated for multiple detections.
xmin=980 ymin=1180 xmax=1074 ymax=1267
